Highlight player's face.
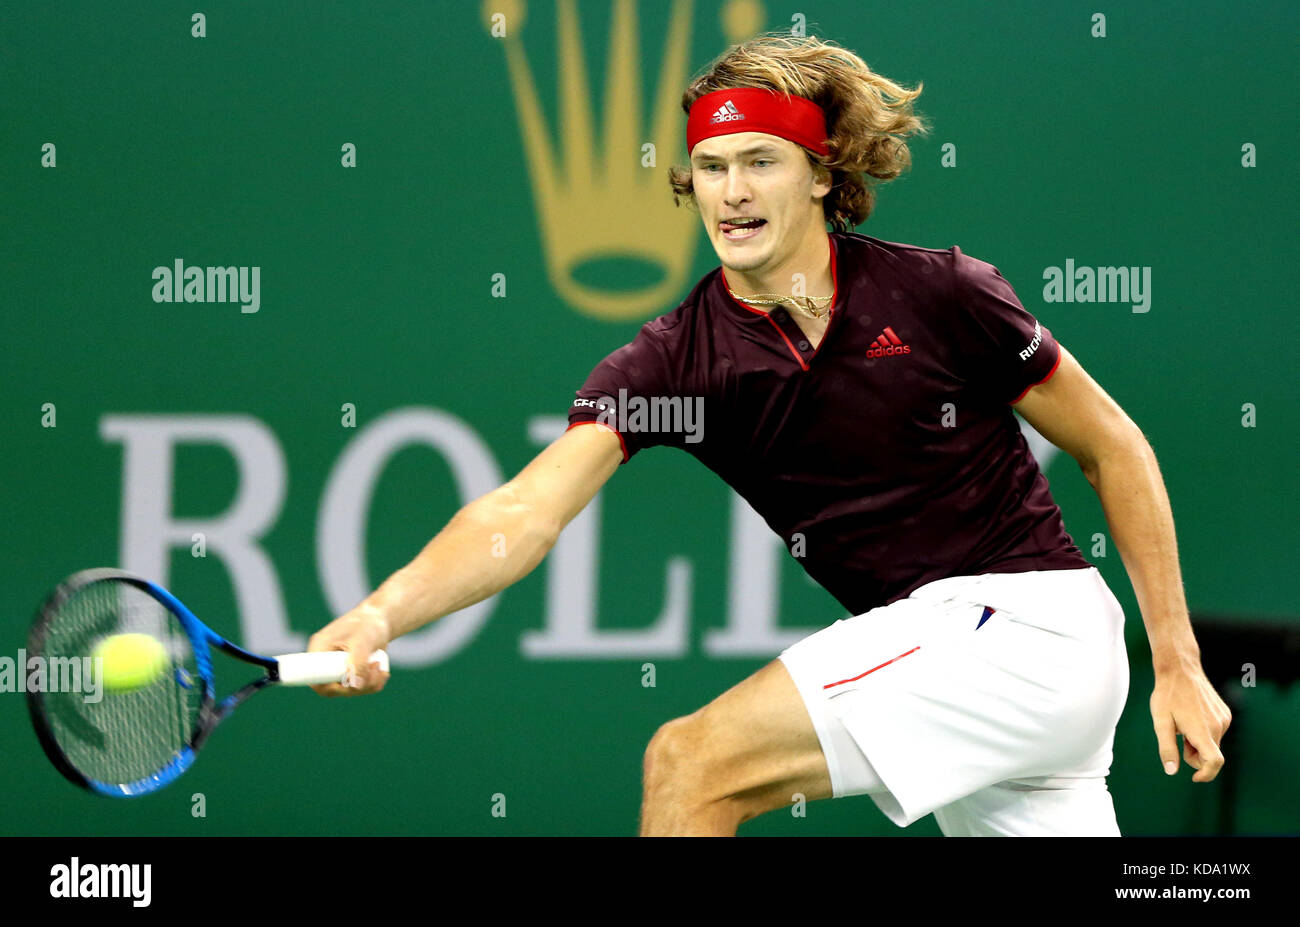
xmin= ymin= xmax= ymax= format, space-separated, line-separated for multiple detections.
xmin=690 ymin=132 xmax=831 ymax=276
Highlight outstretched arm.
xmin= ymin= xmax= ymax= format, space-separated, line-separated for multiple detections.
xmin=307 ymin=422 xmax=624 ymax=696
xmin=1013 ymin=345 xmax=1232 ymax=782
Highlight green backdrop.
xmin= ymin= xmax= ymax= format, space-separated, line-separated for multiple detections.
xmin=3 ymin=0 xmax=1296 ymax=836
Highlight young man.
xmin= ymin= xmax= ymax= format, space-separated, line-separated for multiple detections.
xmin=308 ymin=35 xmax=1230 ymax=836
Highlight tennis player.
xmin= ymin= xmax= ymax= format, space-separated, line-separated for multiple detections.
xmin=308 ymin=34 xmax=1230 ymax=836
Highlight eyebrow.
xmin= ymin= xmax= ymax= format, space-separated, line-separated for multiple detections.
xmin=692 ymin=145 xmax=780 ymax=164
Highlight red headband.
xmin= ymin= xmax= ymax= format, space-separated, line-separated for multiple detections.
xmin=687 ymin=87 xmax=830 ymax=157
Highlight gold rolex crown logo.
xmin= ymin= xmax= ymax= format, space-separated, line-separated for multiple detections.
xmin=484 ymin=0 xmax=765 ymax=321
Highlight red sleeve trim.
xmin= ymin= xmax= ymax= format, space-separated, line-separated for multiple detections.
xmin=1010 ymin=349 xmax=1062 ymax=404
xmin=566 ymin=419 xmax=630 ymax=462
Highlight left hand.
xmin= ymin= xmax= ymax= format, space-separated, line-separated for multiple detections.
xmin=1150 ymin=662 xmax=1232 ymax=782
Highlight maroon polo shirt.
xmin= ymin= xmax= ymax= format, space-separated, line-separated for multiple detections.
xmin=567 ymin=231 xmax=1091 ymax=615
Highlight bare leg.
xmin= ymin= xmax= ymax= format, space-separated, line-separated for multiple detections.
xmin=639 ymin=659 xmax=833 ymax=836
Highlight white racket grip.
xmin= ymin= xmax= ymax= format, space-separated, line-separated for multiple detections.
xmin=275 ymin=650 xmax=390 ymax=687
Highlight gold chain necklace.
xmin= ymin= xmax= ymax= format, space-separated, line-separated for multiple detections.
xmin=724 ymin=281 xmax=833 ymax=320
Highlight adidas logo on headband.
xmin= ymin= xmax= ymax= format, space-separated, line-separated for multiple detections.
xmin=710 ymin=100 xmax=746 ymax=124
xmin=687 ymin=87 xmax=830 ymax=157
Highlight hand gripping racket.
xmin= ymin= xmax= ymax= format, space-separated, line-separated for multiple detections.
xmin=26 ymin=568 xmax=388 ymax=798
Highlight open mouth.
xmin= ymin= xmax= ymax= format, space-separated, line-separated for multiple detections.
xmin=720 ymin=218 xmax=766 ymax=240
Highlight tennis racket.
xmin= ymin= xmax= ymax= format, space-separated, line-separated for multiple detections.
xmin=26 ymin=567 xmax=388 ymax=798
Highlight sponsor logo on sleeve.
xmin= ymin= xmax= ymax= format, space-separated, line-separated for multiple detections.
xmin=1018 ymin=320 xmax=1043 ymax=361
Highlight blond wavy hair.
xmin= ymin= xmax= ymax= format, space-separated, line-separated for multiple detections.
xmin=669 ymin=33 xmax=930 ymax=231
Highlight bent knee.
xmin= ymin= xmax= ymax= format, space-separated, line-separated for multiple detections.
xmin=642 ymin=713 xmax=762 ymax=802
xmin=644 ymin=715 xmax=698 ymax=780
xmin=644 ymin=713 xmax=732 ymax=797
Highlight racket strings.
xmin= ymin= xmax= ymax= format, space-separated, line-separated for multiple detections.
xmin=37 ymin=580 xmax=202 ymax=786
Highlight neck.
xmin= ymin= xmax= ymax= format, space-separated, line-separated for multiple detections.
xmin=725 ymin=226 xmax=833 ymax=304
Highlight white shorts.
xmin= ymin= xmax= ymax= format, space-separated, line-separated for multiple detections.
xmin=778 ymin=566 xmax=1129 ymax=835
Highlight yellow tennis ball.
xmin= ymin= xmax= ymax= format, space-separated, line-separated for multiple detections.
xmin=92 ymin=633 xmax=170 ymax=692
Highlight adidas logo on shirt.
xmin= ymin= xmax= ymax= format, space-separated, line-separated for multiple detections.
xmin=866 ymin=326 xmax=911 ymax=357
xmin=710 ymin=100 xmax=745 ymax=124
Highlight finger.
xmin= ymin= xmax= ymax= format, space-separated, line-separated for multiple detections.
xmin=313 ymin=662 xmax=362 ymax=697
xmin=340 ymin=645 xmax=368 ymax=693
xmin=310 ymin=644 xmax=367 ymax=697
xmin=1186 ymin=734 xmax=1225 ymax=783
xmin=1193 ymin=757 xmax=1224 ymax=782
xmin=1193 ymin=762 xmax=1223 ymax=783
xmin=362 ymin=650 xmax=391 ymax=693
xmin=1152 ymin=711 xmax=1180 ymax=776
xmin=310 ymin=681 xmax=351 ymax=698
xmin=309 ymin=656 xmax=358 ymax=697
xmin=306 ymin=639 xmax=388 ymax=696
xmin=342 ymin=647 xmax=390 ymax=694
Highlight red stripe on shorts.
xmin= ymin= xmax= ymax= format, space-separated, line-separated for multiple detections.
xmin=822 ymin=646 xmax=921 ymax=689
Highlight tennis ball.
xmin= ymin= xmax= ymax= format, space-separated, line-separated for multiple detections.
xmin=92 ymin=633 xmax=170 ymax=693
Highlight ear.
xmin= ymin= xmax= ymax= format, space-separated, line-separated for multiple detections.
xmin=811 ymin=162 xmax=833 ymax=199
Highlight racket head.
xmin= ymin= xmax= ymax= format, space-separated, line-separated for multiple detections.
xmin=27 ymin=569 xmax=218 ymax=797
